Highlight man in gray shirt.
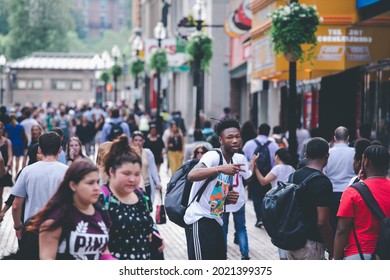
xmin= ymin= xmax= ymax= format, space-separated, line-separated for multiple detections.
xmin=323 ymin=126 xmax=355 ymax=229
xmin=12 ymin=131 xmax=68 ymax=239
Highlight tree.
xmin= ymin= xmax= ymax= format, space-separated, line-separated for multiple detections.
xmin=0 ymin=0 xmax=9 ymax=35
xmin=6 ymin=0 xmax=73 ymax=59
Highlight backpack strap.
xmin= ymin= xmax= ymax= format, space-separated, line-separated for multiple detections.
xmin=254 ymin=139 xmax=271 ymax=147
xmin=134 ymin=188 xmax=152 ymax=213
xmin=298 ymin=171 xmax=324 ymax=188
xmin=350 ymin=181 xmax=386 ymax=220
xmin=349 ymin=181 xmax=386 ymax=260
xmin=192 ymin=149 xmax=223 ymax=204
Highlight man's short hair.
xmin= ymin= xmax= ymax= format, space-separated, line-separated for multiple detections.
xmin=111 ymin=108 xmax=120 ymax=118
xmin=51 ymin=127 xmax=64 ymax=138
xmin=258 ymin=123 xmax=271 ymax=136
xmin=305 ymin=137 xmax=329 ymax=160
xmin=39 ymin=132 xmax=61 ymax=156
xmin=215 ymin=118 xmax=240 ymax=136
xmin=334 ymin=126 xmax=349 ymax=141
xmin=354 ymin=138 xmax=371 ymax=161
xmin=193 ymin=129 xmax=204 ymax=141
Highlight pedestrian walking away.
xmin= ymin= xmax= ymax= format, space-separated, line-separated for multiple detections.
xmin=334 ymin=145 xmax=390 ymax=260
xmin=251 ymin=147 xmax=295 ymax=259
xmin=11 ymin=132 xmax=68 ymax=240
xmin=285 ymin=137 xmax=334 ymax=260
xmin=242 ymin=123 xmax=278 ymax=228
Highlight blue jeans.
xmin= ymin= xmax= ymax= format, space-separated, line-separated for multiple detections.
xmin=222 ymin=205 xmax=249 ymax=258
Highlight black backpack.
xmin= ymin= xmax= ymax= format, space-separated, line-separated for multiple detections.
xmin=261 ymin=172 xmax=323 ymax=250
xmin=351 ymin=182 xmax=390 ymax=260
xmin=254 ymin=140 xmax=272 ymax=176
xmin=165 ymin=149 xmax=223 ymax=228
xmin=107 ymin=122 xmax=124 ymax=141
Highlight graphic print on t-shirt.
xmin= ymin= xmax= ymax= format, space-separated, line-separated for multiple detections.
xmin=59 ymin=220 xmax=109 ymax=260
xmin=209 ymin=173 xmax=230 ymax=216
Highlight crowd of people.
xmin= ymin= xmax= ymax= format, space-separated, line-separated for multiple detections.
xmin=0 ymin=101 xmax=388 ymax=261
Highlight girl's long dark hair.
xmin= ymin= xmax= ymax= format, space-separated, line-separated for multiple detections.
xmin=26 ymin=159 xmax=99 ymax=233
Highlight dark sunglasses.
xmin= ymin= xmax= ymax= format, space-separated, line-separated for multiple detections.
xmin=196 ymin=150 xmax=206 ymax=155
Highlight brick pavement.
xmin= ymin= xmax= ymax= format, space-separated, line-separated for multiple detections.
xmin=0 ymin=161 xmax=279 ymax=260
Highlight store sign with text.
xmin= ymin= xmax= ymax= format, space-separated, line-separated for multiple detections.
xmin=144 ymin=39 xmax=189 ymax=67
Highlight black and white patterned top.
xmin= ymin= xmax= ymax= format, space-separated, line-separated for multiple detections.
xmin=104 ymin=189 xmax=153 ymax=260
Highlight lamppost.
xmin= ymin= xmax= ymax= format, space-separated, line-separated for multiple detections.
xmin=132 ymin=32 xmax=144 ymax=99
xmin=101 ymin=50 xmax=110 ymax=104
xmin=193 ymin=0 xmax=207 ymax=129
xmin=153 ymin=21 xmax=167 ymax=133
xmin=111 ymin=45 xmax=121 ymax=104
xmin=288 ymin=0 xmax=299 ymax=168
xmin=0 ymin=55 xmax=6 ymax=105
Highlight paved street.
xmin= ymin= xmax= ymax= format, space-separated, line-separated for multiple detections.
xmin=0 ymin=159 xmax=279 ymax=260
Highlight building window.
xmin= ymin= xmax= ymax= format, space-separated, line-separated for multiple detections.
xmin=70 ymin=80 xmax=82 ymax=90
xmin=52 ymin=80 xmax=67 ymax=90
xmin=31 ymin=79 xmax=43 ymax=90
xmin=100 ymin=15 xmax=106 ymax=28
xmin=17 ymin=80 xmax=27 ymax=89
xmin=100 ymin=0 xmax=106 ymax=10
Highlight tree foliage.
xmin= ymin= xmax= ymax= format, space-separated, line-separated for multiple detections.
xmin=6 ymin=0 xmax=74 ymax=59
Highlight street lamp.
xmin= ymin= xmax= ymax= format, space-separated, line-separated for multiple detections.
xmin=132 ymin=33 xmax=144 ymax=91
xmin=153 ymin=21 xmax=167 ymax=133
xmin=193 ymin=0 xmax=207 ymax=129
xmin=193 ymin=0 xmax=207 ymax=31
xmin=0 ymin=55 xmax=6 ymax=105
xmin=111 ymin=45 xmax=121 ymax=104
xmin=101 ymin=50 xmax=110 ymax=104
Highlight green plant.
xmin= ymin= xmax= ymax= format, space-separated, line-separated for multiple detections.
xmin=150 ymin=48 xmax=168 ymax=73
xmin=268 ymin=3 xmax=322 ymax=62
xmin=186 ymin=32 xmax=213 ymax=71
xmin=110 ymin=64 xmax=122 ymax=80
xmin=100 ymin=71 xmax=110 ymax=84
xmin=130 ymin=58 xmax=145 ymax=77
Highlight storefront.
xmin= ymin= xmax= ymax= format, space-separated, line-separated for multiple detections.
xmin=250 ymin=0 xmax=390 ymax=143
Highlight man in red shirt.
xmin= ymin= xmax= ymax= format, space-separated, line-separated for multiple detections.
xmin=334 ymin=145 xmax=390 ymax=259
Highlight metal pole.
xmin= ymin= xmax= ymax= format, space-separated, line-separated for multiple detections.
xmin=195 ymin=19 xmax=203 ymax=130
xmin=0 ymin=74 xmax=3 ymax=105
xmin=114 ymin=56 xmax=118 ymax=104
xmin=156 ymin=38 xmax=163 ymax=134
xmin=288 ymin=0 xmax=298 ymax=168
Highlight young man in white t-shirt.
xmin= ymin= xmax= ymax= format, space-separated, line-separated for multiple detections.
xmin=184 ymin=118 xmax=252 ymax=260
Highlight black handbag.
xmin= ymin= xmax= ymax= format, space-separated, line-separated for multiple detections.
xmin=0 ymin=172 xmax=14 ymax=187
xmin=155 ymin=190 xmax=167 ymax=224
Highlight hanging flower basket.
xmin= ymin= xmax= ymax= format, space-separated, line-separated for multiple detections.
xmin=268 ymin=3 xmax=323 ymax=63
xmin=130 ymin=58 xmax=145 ymax=77
xmin=150 ymin=48 xmax=168 ymax=73
xmin=186 ymin=32 xmax=213 ymax=71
